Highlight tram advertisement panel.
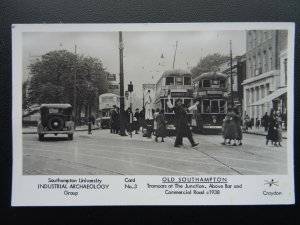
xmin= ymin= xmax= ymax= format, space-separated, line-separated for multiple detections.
xmin=12 ymin=23 xmax=294 ymax=206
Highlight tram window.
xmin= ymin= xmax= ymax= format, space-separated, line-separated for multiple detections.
xmin=203 ymin=100 xmax=210 ymax=113
xmin=211 ymin=100 xmax=219 ymax=113
xmin=166 ymin=77 xmax=174 ymax=85
xmin=184 ymin=77 xmax=191 ymax=85
xmin=199 ymin=81 xmax=203 ymax=88
xmin=220 ymin=100 xmax=226 ymax=113
xmin=212 ymin=80 xmax=219 ymax=85
xmin=175 ymin=77 xmax=183 ymax=85
xmin=197 ymin=103 xmax=202 ymax=113
xmin=203 ymin=80 xmax=211 ymax=87
xmin=220 ymin=80 xmax=225 ymax=88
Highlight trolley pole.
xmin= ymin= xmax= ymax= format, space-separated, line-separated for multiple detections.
xmin=119 ymin=31 xmax=126 ymax=136
xmin=230 ymin=40 xmax=234 ymax=108
xmin=172 ymin=41 xmax=178 ymax=69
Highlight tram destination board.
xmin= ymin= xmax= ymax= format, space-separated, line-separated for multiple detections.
xmin=12 ymin=23 xmax=295 ymax=206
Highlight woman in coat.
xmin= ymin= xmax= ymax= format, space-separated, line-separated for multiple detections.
xmin=234 ymin=106 xmax=243 ymax=145
xmin=155 ymin=109 xmax=167 ymax=142
xmin=266 ymin=108 xmax=279 ymax=146
xmin=223 ymin=107 xmax=238 ymax=146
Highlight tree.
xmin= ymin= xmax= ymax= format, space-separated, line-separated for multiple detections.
xmin=191 ymin=53 xmax=230 ymax=78
xmin=26 ymin=50 xmax=110 ymax=121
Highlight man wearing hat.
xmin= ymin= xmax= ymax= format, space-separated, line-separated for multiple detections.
xmin=167 ymin=96 xmax=199 ymax=147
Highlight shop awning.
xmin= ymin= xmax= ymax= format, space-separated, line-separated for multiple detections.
xmin=250 ymin=87 xmax=287 ymax=106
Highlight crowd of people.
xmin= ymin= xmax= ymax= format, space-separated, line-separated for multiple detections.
xmin=222 ymin=106 xmax=285 ymax=147
xmin=107 ymin=96 xmax=199 ymax=148
xmin=265 ymin=109 xmax=283 ymax=147
xmin=107 ymin=101 xmax=285 ymax=148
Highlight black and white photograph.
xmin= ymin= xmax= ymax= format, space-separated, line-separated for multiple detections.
xmin=12 ymin=23 xmax=295 ymax=206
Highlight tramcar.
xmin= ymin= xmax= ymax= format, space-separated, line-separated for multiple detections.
xmin=99 ymin=93 xmax=120 ymax=129
xmin=191 ymin=72 xmax=228 ymax=134
xmin=154 ymin=69 xmax=194 ymax=135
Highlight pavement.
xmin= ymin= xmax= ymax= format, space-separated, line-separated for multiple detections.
xmin=22 ymin=125 xmax=287 ymax=139
xmin=22 ymin=125 xmax=100 ymax=134
xmin=244 ymin=126 xmax=287 ymax=139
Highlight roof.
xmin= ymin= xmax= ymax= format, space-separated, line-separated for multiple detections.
xmin=99 ymin=93 xmax=119 ymax=97
xmin=193 ymin=71 xmax=227 ymax=82
xmin=250 ymin=87 xmax=287 ymax=106
xmin=40 ymin=104 xmax=72 ymax=109
xmin=161 ymin=69 xmax=192 ymax=78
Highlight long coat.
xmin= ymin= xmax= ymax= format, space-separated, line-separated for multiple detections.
xmin=156 ymin=113 xmax=167 ymax=137
xmin=267 ymin=115 xmax=279 ymax=142
xmin=173 ymin=106 xmax=192 ymax=137
xmin=223 ymin=112 xmax=238 ymax=139
xmin=235 ymin=115 xmax=243 ymax=140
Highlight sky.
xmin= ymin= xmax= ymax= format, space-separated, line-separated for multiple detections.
xmin=22 ymin=30 xmax=246 ymax=98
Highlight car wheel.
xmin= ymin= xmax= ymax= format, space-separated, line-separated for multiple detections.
xmin=47 ymin=116 xmax=64 ymax=131
xmin=68 ymin=134 xmax=73 ymax=140
xmin=39 ymin=134 xmax=44 ymax=141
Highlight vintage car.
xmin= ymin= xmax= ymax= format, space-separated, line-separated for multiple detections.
xmin=37 ymin=104 xmax=74 ymax=141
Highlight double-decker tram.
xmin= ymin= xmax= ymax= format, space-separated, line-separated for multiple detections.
xmin=99 ymin=93 xmax=120 ymax=129
xmin=154 ymin=69 xmax=193 ymax=135
xmin=191 ymin=72 xmax=228 ymax=133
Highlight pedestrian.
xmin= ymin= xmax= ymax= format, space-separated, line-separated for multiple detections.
xmin=115 ymin=107 xmax=120 ymax=134
xmin=244 ymin=114 xmax=251 ymax=131
xmin=153 ymin=108 xmax=160 ymax=136
xmin=223 ymin=107 xmax=238 ymax=146
xmin=266 ymin=108 xmax=279 ymax=147
xmin=126 ymin=107 xmax=134 ymax=137
xmin=255 ymin=117 xmax=260 ymax=129
xmin=234 ymin=106 xmax=243 ymax=145
xmin=167 ymin=96 xmax=199 ymax=147
xmin=133 ymin=108 xmax=140 ymax=134
xmin=155 ymin=109 xmax=167 ymax=142
xmin=276 ymin=111 xmax=283 ymax=147
xmin=110 ymin=105 xmax=118 ymax=134
xmin=262 ymin=112 xmax=269 ymax=132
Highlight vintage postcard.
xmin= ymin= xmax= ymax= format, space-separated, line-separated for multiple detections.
xmin=12 ymin=23 xmax=295 ymax=206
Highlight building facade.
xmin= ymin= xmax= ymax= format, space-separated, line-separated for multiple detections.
xmin=242 ymin=30 xmax=288 ymax=122
xmin=218 ymin=55 xmax=246 ymax=108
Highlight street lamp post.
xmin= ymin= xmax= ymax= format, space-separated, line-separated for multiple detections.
xmin=119 ymin=31 xmax=126 ymax=136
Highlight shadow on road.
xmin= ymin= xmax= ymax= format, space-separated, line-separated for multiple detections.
xmin=39 ymin=137 xmax=70 ymax=142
